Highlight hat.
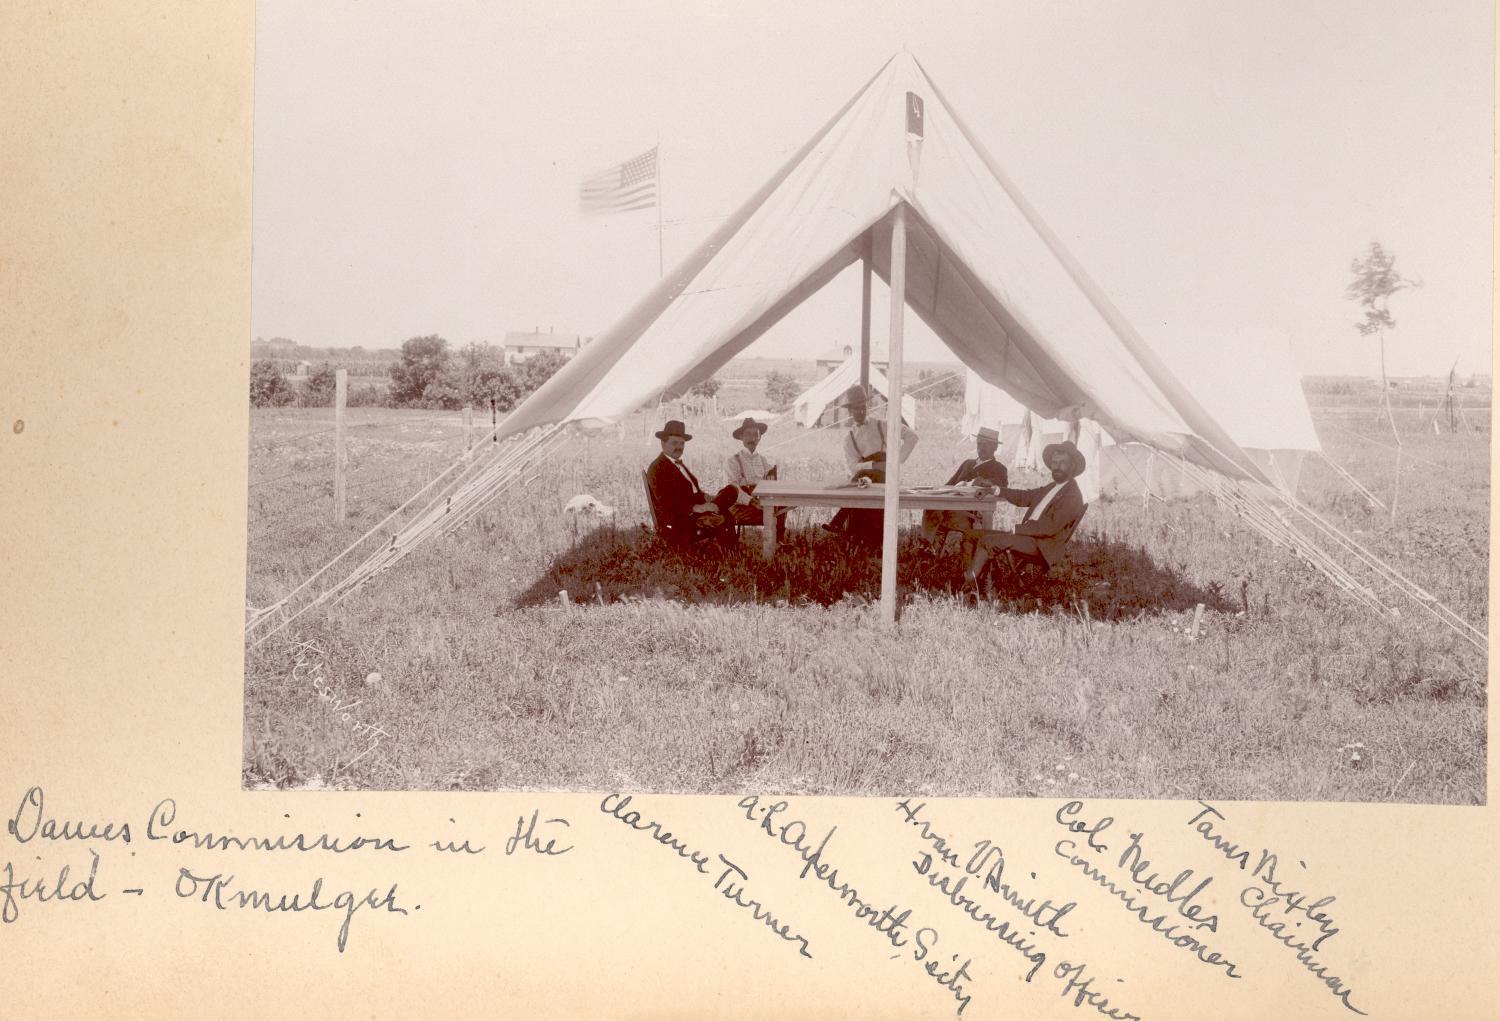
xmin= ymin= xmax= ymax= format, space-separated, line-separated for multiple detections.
xmin=654 ymin=419 xmax=692 ymax=441
xmin=1042 ymin=440 xmax=1086 ymax=477
xmin=842 ymin=384 xmax=869 ymax=405
xmin=973 ymin=426 xmax=1000 ymax=444
xmin=731 ymin=417 xmax=768 ymax=440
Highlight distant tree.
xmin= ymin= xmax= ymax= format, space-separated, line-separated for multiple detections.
xmin=427 ymin=342 xmax=519 ymax=410
xmin=347 ymin=382 xmax=390 ymax=408
xmin=1345 ymin=241 xmax=1419 ymax=395
xmin=517 ymin=349 xmax=569 ymax=393
xmin=249 ymin=360 xmax=295 ymax=407
xmin=689 ymin=376 xmax=723 ymax=399
xmin=388 ymin=335 xmax=451 ymax=406
xmin=764 ymin=369 xmax=800 ymax=410
xmin=300 ymin=362 xmax=338 ymax=406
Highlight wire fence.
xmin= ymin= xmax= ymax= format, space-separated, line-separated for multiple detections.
xmin=248 ymin=411 xmax=482 ymax=539
xmin=245 ymin=379 xmax=1488 ymax=548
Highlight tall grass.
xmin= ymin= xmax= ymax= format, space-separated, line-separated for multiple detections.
xmin=243 ymin=396 xmax=1488 ymax=803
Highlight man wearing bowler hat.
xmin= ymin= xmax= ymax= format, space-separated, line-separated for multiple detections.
xmin=963 ymin=439 xmax=1088 ymax=589
xmin=922 ymin=425 xmax=1009 ymax=552
xmin=645 ymin=419 xmax=738 ymax=547
xmin=724 ymin=417 xmax=787 ymax=540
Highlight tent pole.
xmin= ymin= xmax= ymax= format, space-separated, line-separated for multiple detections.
xmin=860 ymin=232 xmax=873 ymax=391
xmin=880 ymin=204 xmax=908 ymax=626
xmin=655 ymin=135 xmax=665 ymax=279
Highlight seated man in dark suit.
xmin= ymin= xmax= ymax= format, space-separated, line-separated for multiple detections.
xmin=645 ymin=419 xmax=737 ymax=548
xmin=922 ymin=426 xmax=1008 ymax=552
xmin=963 ymin=440 xmax=1088 ymax=589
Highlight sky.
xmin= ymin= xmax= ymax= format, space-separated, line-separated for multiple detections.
xmin=252 ymin=0 xmax=1494 ymax=379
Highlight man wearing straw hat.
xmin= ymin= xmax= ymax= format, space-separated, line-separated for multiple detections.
xmin=922 ymin=425 xmax=1008 ymax=552
xmin=824 ymin=383 xmax=918 ymax=542
xmin=963 ymin=439 xmax=1088 ymax=589
xmin=725 ymin=417 xmax=787 ymax=541
xmin=645 ymin=419 xmax=737 ymax=548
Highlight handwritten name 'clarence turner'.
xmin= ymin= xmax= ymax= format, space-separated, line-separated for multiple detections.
xmin=601 ymin=794 xmax=812 ymax=960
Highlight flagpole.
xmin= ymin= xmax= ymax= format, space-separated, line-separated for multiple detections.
xmin=655 ymin=138 xmax=663 ymax=278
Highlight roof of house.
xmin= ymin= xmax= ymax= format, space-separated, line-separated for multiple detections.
xmin=817 ymin=345 xmax=889 ymax=363
xmin=504 ymin=331 xmax=582 ymax=349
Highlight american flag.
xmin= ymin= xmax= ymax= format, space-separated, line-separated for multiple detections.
xmin=579 ymin=146 xmax=658 ymax=214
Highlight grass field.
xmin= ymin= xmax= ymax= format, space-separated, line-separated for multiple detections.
xmin=243 ymin=376 xmax=1490 ymax=803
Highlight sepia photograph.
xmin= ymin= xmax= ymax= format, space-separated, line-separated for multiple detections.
xmin=242 ymin=1 xmax=1491 ymax=804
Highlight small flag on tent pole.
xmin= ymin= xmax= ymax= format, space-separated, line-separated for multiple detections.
xmin=579 ymin=145 xmax=658 ymax=214
xmin=905 ymin=92 xmax=924 ymax=138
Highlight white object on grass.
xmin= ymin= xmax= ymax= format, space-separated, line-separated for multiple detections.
xmin=564 ymin=494 xmax=616 ymax=518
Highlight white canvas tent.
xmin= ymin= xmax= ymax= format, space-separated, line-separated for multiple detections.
xmin=962 ymin=327 xmax=1321 ymax=500
xmin=499 ymin=53 xmax=1268 ymax=486
xmin=793 ymin=353 xmax=916 ymax=429
xmin=249 ymin=53 xmax=1485 ymax=652
xmin=487 ymin=52 xmax=1277 ymax=622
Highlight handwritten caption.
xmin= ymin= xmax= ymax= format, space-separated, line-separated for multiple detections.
xmin=3 ymin=784 xmax=1367 ymax=1017
xmin=2 ymin=786 xmax=571 ymax=952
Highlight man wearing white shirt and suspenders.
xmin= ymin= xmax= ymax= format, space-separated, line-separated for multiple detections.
xmin=724 ymin=417 xmax=786 ymax=541
xmin=824 ymin=384 xmax=918 ymax=543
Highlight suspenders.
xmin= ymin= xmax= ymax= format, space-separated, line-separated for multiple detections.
xmin=855 ymin=421 xmax=887 ymax=460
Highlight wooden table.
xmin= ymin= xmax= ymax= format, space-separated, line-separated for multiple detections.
xmin=752 ymin=480 xmax=1001 ymax=559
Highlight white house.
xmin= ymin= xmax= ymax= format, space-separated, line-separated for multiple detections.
xmin=503 ymin=328 xmax=591 ymax=364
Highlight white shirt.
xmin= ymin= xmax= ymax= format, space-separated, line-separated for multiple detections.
xmin=842 ymin=418 xmax=918 ymax=472
xmin=1025 ymin=481 xmax=1067 ymax=522
xmin=726 ymin=449 xmax=773 ymax=487
xmin=668 ymin=456 xmax=701 ymax=493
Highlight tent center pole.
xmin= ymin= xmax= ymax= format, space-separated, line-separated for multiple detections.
xmin=880 ymin=204 xmax=908 ymax=626
xmin=860 ymin=232 xmax=873 ymax=391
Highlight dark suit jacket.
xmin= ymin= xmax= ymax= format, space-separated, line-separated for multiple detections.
xmin=945 ymin=456 xmax=1008 ymax=489
xmin=646 ymin=453 xmax=711 ymax=542
xmin=1002 ymin=478 xmax=1086 ymax=565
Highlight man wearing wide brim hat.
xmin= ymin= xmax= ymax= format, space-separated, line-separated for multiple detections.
xmin=645 ymin=419 xmax=738 ymax=548
xmin=723 ymin=417 xmax=787 ymax=540
xmin=825 ymin=382 xmax=919 ymax=544
xmin=922 ymin=425 xmax=1009 ymax=552
xmin=963 ymin=439 xmax=1089 ymax=588
xmin=839 ymin=384 xmax=917 ymax=479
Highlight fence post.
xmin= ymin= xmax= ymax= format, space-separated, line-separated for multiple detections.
xmin=334 ymin=368 xmax=348 ymax=522
xmin=463 ymin=404 xmax=473 ymax=451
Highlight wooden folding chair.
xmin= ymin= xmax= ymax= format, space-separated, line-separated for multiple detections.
xmin=734 ymin=465 xmax=780 ymax=538
xmin=642 ymin=468 xmax=728 ymax=549
xmin=641 ymin=468 xmax=662 ymax=533
xmin=980 ymin=504 xmax=1089 ymax=593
